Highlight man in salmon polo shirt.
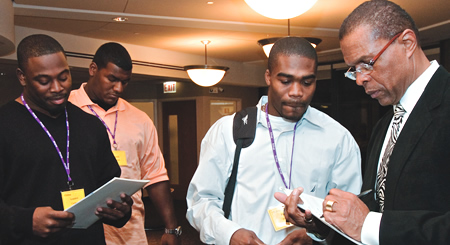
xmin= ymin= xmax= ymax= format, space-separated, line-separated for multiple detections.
xmin=69 ymin=42 xmax=179 ymax=245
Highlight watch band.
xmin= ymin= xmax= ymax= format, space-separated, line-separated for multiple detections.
xmin=165 ymin=226 xmax=182 ymax=237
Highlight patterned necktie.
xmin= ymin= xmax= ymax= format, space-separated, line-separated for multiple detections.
xmin=376 ymin=103 xmax=406 ymax=212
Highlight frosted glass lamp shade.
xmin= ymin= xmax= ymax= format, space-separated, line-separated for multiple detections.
xmin=245 ymin=0 xmax=318 ymax=19
xmin=258 ymin=37 xmax=321 ymax=57
xmin=184 ymin=65 xmax=229 ymax=87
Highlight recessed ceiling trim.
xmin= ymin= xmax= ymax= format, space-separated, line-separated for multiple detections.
xmin=317 ymin=47 xmax=342 ymax=55
xmin=13 ymin=3 xmax=339 ymax=37
xmin=419 ymin=19 xmax=450 ymax=31
xmin=65 ymin=51 xmax=185 ymax=71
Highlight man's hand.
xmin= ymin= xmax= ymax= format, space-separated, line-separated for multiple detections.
xmin=95 ymin=193 xmax=133 ymax=221
xmin=230 ymin=228 xmax=266 ymax=245
xmin=274 ymin=188 xmax=311 ymax=227
xmin=322 ymin=189 xmax=369 ymax=241
xmin=277 ymin=229 xmax=312 ymax=245
xmin=275 ymin=187 xmax=331 ymax=239
xmin=32 ymin=206 xmax=75 ymax=238
xmin=161 ymin=233 xmax=181 ymax=245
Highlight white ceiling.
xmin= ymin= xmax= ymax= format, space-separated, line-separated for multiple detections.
xmin=12 ymin=0 xmax=450 ymax=64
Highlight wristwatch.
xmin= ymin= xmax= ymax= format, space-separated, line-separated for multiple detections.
xmin=165 ymin=226 xmax=182 ymax=237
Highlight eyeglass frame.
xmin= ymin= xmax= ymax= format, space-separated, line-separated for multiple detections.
xmin=344 ymin=32 xmax=403 ymax=81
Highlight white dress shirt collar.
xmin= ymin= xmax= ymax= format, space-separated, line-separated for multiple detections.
xmin=399 ymin=60 xmax=439 ymax=115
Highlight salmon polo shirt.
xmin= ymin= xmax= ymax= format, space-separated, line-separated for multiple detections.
xmin=69 ymin=83 xmax=169 ymax=245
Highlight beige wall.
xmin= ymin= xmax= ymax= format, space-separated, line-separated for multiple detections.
xmin=126 ymin=80 xmax=261 ymax=162
xmin=4 ymin=26 xmax=267 ymax=87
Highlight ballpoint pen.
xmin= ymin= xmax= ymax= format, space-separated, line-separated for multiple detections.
xmin=357 ymin=189 xmax=372 ymax=198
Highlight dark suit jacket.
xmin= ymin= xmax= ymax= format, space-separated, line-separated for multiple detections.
xmin=359 ymin=66 xmax=450 ymax=244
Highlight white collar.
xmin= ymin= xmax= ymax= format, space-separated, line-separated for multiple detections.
xmin=399 ymin=60 xmax=439 ymax=113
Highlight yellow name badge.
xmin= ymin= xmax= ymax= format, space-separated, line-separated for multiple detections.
xmin=268 ymin=205 xmax=294 ymax=231
xmin=113 ymin=150 xmax=128 ymax=166
xmin=61 ymin=188 xmax=85 ymax=210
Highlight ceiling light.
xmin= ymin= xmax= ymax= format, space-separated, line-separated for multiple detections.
xmin=258 ymin=37 xmax=322 ymax=57
xmin=112 ymin=17 xmax=128 ymax=22
xmin=184 ymin=40 xmax=229 ymax=87
xmin=244 ymin=0 xmax=318 ymax=19
xmin=257 ymin=20 xmax=321 ymax=57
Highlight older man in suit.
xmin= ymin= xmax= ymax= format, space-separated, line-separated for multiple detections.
xmin=277 ymin=1 xmax=450 ymax=244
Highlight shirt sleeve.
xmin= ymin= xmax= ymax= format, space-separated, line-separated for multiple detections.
xmin=330 ymin=131 xmax=362 ymax=194
xmin=0 ymin=124 xmax=35 ymax=241
xmin=186 ymin=118 xmax=242 ymax=245
xmin=361 ymin=211 xmax=382 ymax=245
xmin=0 ymin=200 xmax=36 ymax=242
xmin=0 ymin=141 xmax=35 ymax=240
xmin=139 ymin=119 xmax=168 ymax=187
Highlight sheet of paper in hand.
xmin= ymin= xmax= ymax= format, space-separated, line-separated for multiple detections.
xmin=65 ymin=177 xmax=149 ymax=229
xmin=283 ymin=189 xmax=363 ymax=245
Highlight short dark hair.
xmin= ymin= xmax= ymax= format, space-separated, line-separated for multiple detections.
xmin=17 ymin=34 xmax=65 ymax=70
xmin=267 ymin=37 xmax=318 ymax=72
xmin=92 ymin=42 xmax=132 ymax=71
xmin=339 ymin=0 xmax=420 ymax=46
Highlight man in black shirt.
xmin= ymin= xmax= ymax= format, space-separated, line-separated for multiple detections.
xmin=0 ymin=34 xmax=133 ymax=244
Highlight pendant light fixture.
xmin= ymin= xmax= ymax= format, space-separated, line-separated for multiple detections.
xmin=245 ymin=0 xmax=318 ymax=20
xmin=257 ymin=19 xmax=322 ymax=57
xmin=184 ymin=40 xmax=229 ymax=87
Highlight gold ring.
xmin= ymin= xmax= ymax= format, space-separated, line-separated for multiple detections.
xmin=325 ymin=200 xmax=336 ymax=212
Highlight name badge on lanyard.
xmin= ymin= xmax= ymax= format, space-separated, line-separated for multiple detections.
xmin=21 ymin=94 xmax=84 ymax=208
xmin=61 ymin=189 xmax=85 ymax=210
xmin=264 ymin=103 xmax=298 ymax=231
xmin=268 ymin=205 xmax=294 ymax=231
xmin=88 ymin=106 xmax=127 ymax=166
xmin=113 ymin=150 xmax=128 ymax=166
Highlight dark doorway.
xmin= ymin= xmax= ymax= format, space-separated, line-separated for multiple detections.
xmin=162 ymin=100 xmax=198 ymax=201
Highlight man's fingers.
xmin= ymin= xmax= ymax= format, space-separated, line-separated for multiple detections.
xmin=33 ymin=207 xmax=74 ymax=238
xmin=50 ymin=210 xmax=75 ymax=221
xmin=96 ymin=206 xmax=124 ymax=218
xmin=274 ymin=192 xmax=288 ymax=204
xmin=120 ymin=193 xmax=133 ymax=206
xmin=106 ymin=198 xmax=131 ymax=213
xmin=304 ymin=210 xmax=313 ymax=221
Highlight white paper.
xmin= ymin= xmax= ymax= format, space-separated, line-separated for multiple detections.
xmin=283 ymin=189 xmax=363 ymax=245
xmin=65 ymin=177 xmax=149 ymax=229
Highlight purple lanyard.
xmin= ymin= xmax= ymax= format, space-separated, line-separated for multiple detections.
xmin=21 ymin=94 xmax=73 ymax=189
xmin=87 ymin=105 xmax=118 ymax=150
xmin=265 ymin=104 xmax=299 ymax=189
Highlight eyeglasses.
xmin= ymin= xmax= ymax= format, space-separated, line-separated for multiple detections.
xmin=344 ymin=32 xmax=402 ymax=81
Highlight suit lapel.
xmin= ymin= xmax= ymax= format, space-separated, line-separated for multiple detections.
xmin=383 ymin=67 xmax=448 ymax=209
xmin=384 ymin=103 xmax=431 ymax=209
